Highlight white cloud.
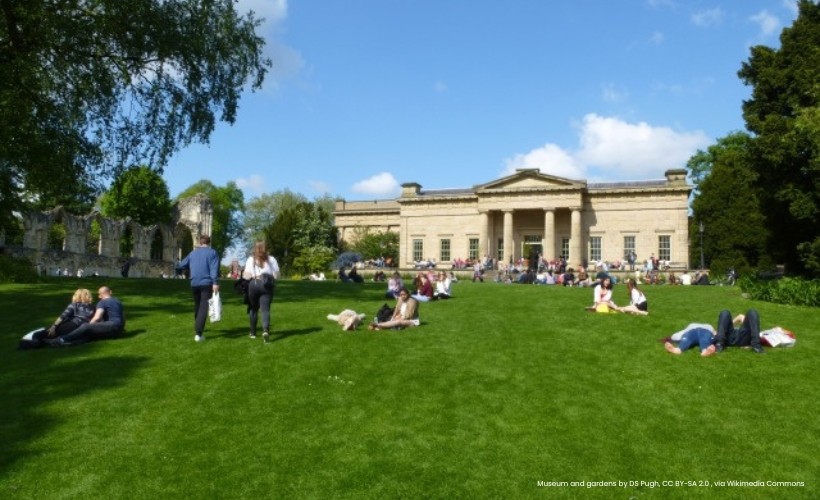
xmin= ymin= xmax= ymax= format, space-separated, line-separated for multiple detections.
xmin=750 ymin=10 xmax=780 ymax=38
xmin=650 ymin=31 xmax=665 ymax=45
xmin=647 ymin=0 xmax=674 ymax=8
xmin=575 ymin=114 xmax=710 ymax=178
xmin=503 ymin=144 xmax=585 ymax=179
xmin=235 ymin=174 xmax=267 ymax=194
xmin=237 ymin=0 xmax=287 ymax=25
xmin=502 ymin=114 xmax=710 ymax=181
xmin=692 ymin=8 xmax=723 ymax=27
xmin=782 ymin=0 xmax=798 ymax=15
xmin=351 ymin=172 xmax=401 ymax=197
xmin=601 ymin=83 xmax=627 ymax=103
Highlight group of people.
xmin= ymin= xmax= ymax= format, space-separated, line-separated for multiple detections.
xmin=22 ymin=285 xmax=126 ymax=348
xmin=665 ymin=309 xmax=766 ymax=356
xmin=176 ymin=235 xmax=280 ymax=343
xmin=586 ymin=276 xmax=649 ymax=315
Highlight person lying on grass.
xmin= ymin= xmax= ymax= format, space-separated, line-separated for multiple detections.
xmin=664 ymin=324 xmax=717 ymax=357
xmin=369 ymin=288 xmax=419 ymax=331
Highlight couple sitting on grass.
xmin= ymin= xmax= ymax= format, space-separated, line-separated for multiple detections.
xmin=369 ymin=287 xmax=420 ymax=331
xmin=587 ymin=277 xmax=649 ymax=315
xmin=20 ymin=286 xmax=125 ymax=348
xmin=664 ymin=309 xmax=766 ymax=357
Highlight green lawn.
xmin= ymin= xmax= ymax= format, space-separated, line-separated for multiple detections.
xmin=1 ymin=278 xmax=818 ymax=499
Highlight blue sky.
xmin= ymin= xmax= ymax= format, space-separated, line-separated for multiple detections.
xmin=165 ymin=0 xmax=799 ymax=201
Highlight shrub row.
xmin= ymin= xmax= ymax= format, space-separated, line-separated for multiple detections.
xmin=739 ymin=276 xmax=820 ymax=307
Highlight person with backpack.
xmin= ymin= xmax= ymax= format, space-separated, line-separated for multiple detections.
xmin=369 ymin=288 xmax=420 ymax=331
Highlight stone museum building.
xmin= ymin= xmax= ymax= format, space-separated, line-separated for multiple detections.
xmin=334 ymin=168 xmax=692 ymax=269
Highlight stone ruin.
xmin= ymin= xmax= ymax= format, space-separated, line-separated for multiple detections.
xmin=4 ymin=194 xmax=213 ymax=278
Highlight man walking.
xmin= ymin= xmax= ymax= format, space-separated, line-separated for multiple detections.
xmin=177 ymin=235 xmax=220 ymax=342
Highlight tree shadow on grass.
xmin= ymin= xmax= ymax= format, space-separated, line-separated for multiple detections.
xmin=0 ymin=350 xmax=149 ymax=476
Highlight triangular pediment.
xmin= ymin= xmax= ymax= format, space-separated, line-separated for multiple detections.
xmin=475 ymin=169 xmax=586 ymax=192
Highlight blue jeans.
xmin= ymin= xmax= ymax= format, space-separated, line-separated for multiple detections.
xmin=715 ymin=309 xmax=761 ymax=349
xmin=678 ymin=328 xmax=714 ymax=353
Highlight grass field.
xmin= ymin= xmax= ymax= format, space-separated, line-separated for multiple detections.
xmin=1 ymin=278 xmax=818 ymax=499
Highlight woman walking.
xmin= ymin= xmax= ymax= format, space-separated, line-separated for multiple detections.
xmin=243 ymin=241 xmax=280 ymax=342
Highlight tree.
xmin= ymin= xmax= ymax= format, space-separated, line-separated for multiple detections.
xmin=738 ymin=0 xmax=820 ymax=277
xmin=0 ymin=0 xmax=269 ymax=235
xmin=243 ymin=189 xmax=308 ymax=248
xmin=350 ymin=228 xmax=399 ymax=265
xmin=263 ymin=201 xmax=338 ymax=275
xmin=687 ymin=133 xmax=769 ymax=274
xmin=177 ymin=180 xmax=244 ymax=259
xmin=99 ymin=166 xmax=172 ymax=225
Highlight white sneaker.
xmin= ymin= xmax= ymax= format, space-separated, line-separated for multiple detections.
xmin=195 ymin=334 xmax=203 ymax=342
xmin=263 ymin=332 xmax=270 ymax=343
xmin=249 ymin=333 xmax=256 ymax=339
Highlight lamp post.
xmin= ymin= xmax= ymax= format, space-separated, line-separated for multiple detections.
xmin=699 ymin=221 xmax=705 ymax=271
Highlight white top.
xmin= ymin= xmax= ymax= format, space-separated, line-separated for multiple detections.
xmin=679 ymin=273 xmax=692 ymax=285
xmin=630 ymin=288 xmax=647 ymax=306
xmin=435 ymin=278 xmax=451 ymax=296
xmin=593 ymin=284 xmax=612 ymax=304
xmin=243 ymin=256 xmax=280 ymax=280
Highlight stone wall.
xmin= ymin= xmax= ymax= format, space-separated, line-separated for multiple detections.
xmin=5 ymin=195 xmax=213 ymax=278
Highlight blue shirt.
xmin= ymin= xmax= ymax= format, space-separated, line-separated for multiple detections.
xmin=177 ymin=246 xmax=220 ymax=287
xmin=97 ymin=297 xmax=125 ymax=328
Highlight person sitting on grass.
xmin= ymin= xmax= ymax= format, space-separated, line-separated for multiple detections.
xmin=412 ymin=273 xmax=433 ymax=302
xmin=369 ymin=288 xmax=419 ymax=331
xmin=19 ymin=289 xmax=96 ymax=348
xmin=586 ymin=276 xmax=617 ymax=311
xmin=664 ymin=324 xmax=717 ymax=357
xmin=616 ymin=279 xmax=649 ymax=316
xmin=48 ymin=286 xmax=125 ymax=347
xmin=433 ymin=271 xmax=452 ymax=300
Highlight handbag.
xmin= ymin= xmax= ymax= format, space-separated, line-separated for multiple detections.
xmin=208 ymin=291 xmax=222 ymax=323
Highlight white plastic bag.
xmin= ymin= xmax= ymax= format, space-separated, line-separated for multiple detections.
xmin=208 ymin=291 xmax=222 ymax=323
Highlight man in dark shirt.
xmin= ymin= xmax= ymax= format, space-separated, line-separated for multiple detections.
xmin=50 ymin=286 xmax=125 ymax=346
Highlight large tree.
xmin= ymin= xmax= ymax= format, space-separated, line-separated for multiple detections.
xmin=738 ymin=0 xmax=820 ymax=277
xmin=687 ymin=132 xmax=769 ymax=274
xmin=177 ymin=180 xmax=244 ymax=259
xmin=99 ymin=166 xmax=172 ymax=225
xmin=243 ymin=189 xmax=308 ymax=248
xmin=263 ymin=201 xmax=338 ymax=275
xmin=0 ymin=0 xmax=269 ymax=233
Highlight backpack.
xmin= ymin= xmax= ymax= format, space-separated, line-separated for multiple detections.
xmin=376 ymin=303 xmax=394 ymax=323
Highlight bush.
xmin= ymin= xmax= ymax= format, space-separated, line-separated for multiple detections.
xmin=739 ymin=276 xmax=820 ymax=307
xmin=0 ymin=253 xmax=39 ymax=283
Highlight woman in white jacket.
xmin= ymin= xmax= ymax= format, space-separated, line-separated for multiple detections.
xmin=243 ymin=241 xmax=280 ymax=342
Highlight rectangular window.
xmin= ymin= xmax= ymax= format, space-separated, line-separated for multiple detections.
xmin=468 ymin=238 xmax=478 ymax=260
xmin=623 ymin=236 xmax=636 ymax=261
xmin=497 ymin=238 xmax=504 ymax=262
xmin=658 ymin=235 xmax=671 ymax=261
xmin=440 ymin=238 xmax=451 ymax=262
xmin=589 ymin=236 xmax=602 ymax=262
xmin=412 ymin=239 xmax=423 ymax=262
xmin=561 ymin=237 xmax=570 ymax=260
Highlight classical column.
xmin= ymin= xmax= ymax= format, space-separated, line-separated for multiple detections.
xmin=478 ymin=211 xmax=489 ymax=259
xmin=543 ymin=208 xmax=555 ymax=259
xmin=503 ymin=210 xmax=514 ymax=265
xmin=570 ymin=207 xmax=582 ymax=266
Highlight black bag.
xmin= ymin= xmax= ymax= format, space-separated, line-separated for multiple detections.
xmin=262 ymin=273 xmax=275 ymax=293
xmin=376 ymin=303 xmax=393 ymax=323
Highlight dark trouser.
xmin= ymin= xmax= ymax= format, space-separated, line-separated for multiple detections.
xmin=61 ymin=321 xmax=123 ymax=345
xmin=192 ymin=285 xmax=213 ymax=335
xmin=715 ymin=309 xmax=761 ymax=349
xmin=247 ymin=280 xmax=272 ymax=335
xmin=55 ymin=318 xmax=85 ymax=337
